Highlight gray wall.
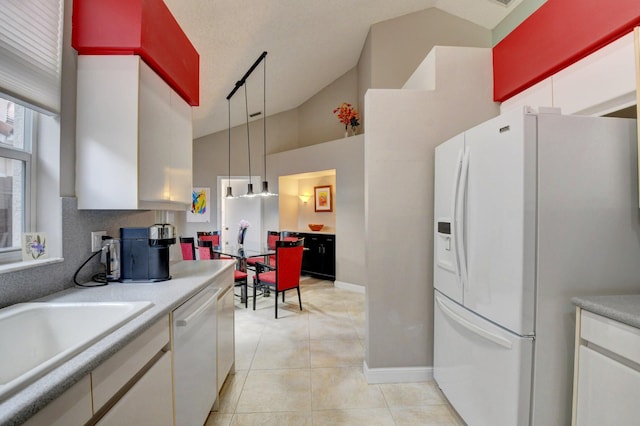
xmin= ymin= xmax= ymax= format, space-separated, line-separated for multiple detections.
xmin=492 ymin=0 xmax=547 ymax=45
xmin=266 ymin=136 xmax=365 ymax=287
xmin=365 ymin=47 xmax=499 ymax=370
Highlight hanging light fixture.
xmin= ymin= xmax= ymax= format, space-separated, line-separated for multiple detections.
xmin=260 ymin=54 xmax=277 ymax=197
xmin=224 ymin=51 xmax=270 ymax=198
xmin=225 ymin=98 xmax=234 ymax=198
xmin=242 ymin=82 xmax=255 ymax=197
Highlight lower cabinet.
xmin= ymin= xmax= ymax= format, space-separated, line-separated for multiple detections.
xmin=299 ymin=233 xmax=335 ymax=280
xmin=572 ymin=308 xmax=640 ymax=425
xmin=27 ymin=317 xmax=172 ymax=426
xmin=96 ymin=352 xmax=173 ymax=426
xmin=24 ymin=376 xmax=93 ymax=426
xmin=217 ymin=285 xmax=235 ymax=392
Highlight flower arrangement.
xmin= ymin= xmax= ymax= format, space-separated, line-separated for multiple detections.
xmin=333 ymin=102 xmax=360 ymax=134
xmin=238 ymin=220 xmax=250 ymax=245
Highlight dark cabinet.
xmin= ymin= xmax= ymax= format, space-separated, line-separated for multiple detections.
xmin=284 ymin=232 xmax=335 ymax=280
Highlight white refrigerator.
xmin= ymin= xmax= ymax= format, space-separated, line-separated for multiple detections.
xmin=433 ymin=107 xmax=640 ymax=426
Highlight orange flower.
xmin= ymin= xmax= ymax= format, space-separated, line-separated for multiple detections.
xmin=333 ymin=102 xmax=360 ymax=129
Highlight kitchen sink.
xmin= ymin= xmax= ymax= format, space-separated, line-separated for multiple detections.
xmin=0 ymin=301 xmax=153 ymax=400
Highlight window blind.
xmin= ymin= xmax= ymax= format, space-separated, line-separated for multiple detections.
xmin=0 ymin=0 xmax=63 ymax=114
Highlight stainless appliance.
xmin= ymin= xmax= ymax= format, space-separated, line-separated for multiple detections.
xmin=433 ymin=108 xmax=640 ymax=425
xmin=120 ymin=224 xmax=175 ymax=282
xmin=100 ymin=238 xmax=121 ymax=281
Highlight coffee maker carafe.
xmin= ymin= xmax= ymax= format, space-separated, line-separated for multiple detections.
xmin=120 ymin=224 xmax=176 ymax=282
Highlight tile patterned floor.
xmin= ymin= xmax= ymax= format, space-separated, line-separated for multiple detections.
xmin=205 ymin=278 xmax=465 ymax=426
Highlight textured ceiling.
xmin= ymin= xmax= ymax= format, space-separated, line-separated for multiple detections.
xmin=164 ymin=0 xmax=525 ymax=139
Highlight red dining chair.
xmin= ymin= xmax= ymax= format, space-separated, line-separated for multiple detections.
xmin=199 ymin=240 xmax=248 ymax=308
xmin=247 ymin=230 xmax=280 ymax=269
xmin=180 ymin=237 xmax=196 ymax=260
xmin=253 ymin=238 xmax=304 ymax=318
xmin=197 ymin=231 xmax=233 ymax=260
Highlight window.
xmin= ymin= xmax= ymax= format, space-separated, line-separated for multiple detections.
xmin=0 ymin=97 xmax=34 ymax=262
xmin=0 ymin=0 xmax=62 ymax=266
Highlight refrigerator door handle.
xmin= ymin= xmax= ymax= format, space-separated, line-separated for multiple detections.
xmin=450 ymin=148 xmax=464 ymax=281
xmin=436 ymin=295 xmax=513 ymax=349
xmin=456 ymin=148 xmax=470 ymax=290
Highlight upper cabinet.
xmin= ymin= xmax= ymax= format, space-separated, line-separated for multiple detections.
xmin=501 ymin=31 xmax=637 ymax=117
xmin=76 ymin=55 xmax=192 ymax=210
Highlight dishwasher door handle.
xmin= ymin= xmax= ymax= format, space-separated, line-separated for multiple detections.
xmin=176 ymin=292 xmax=218 ymax=327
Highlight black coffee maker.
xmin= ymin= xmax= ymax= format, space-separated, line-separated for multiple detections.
xmin=120 ymin=224 xmax=176 ymax=282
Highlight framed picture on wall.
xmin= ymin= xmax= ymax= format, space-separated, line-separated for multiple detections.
xmin=187 ymin=187 xmax=211 ymax=222
xmin=314 ymin=185 xmax=333 ymax=212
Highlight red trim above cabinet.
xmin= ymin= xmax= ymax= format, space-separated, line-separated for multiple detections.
xmin=72 ymin=0 xmax=200 ymax=106
xmin=493 ymin=0 xmax=640 ymax=102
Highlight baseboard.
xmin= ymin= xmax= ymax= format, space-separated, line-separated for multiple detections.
xmin=334 ymin=281 xmax=365 ymax=293
xmin=363 ymin=361 xmax=433 ymax=384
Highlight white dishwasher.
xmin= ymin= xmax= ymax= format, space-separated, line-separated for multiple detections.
xmin=172 ymin=283 xmax=219 ymax=426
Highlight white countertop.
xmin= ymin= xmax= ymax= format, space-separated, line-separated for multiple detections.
xmin=0 ymin=260 xmax=235 ymax=426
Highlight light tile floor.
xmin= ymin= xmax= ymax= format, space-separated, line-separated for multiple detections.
xmin=205 ymin=277 xmax=465 ymax=426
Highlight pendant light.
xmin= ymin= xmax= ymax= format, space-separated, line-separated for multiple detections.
xmin=224 ymin=51 xmax=271 ymax=198
xmin=225 ymin=98 xmax=234 ymax=198
xmin=260 ymin=54 xmax=277 ymax=197
xmin=242 ymin=83 xmax=255 ymax=197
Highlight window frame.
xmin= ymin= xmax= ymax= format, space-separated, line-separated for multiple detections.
xmin=0 ymin=108 xmax=36 ymax=264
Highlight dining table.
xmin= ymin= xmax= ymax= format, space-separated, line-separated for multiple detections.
xmin=212 ymin=245 xmax=276 ymax=302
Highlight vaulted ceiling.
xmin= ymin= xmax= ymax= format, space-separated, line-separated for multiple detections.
xmin=164 ymin=0 xmax=529 ymax=139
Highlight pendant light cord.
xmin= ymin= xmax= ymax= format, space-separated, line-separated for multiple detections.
xmin=228 ymin=98 xmax=231 ymax=185
xmin=244 ymin=84 xmax=252 ymax=187
xmin=263 ymin=55 xmax=267 ymax=183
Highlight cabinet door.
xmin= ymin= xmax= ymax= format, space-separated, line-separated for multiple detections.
xmin=318 ymin=235 xmax=335 ymax=278
xmin=168 ymin=90 xmax=193 ymax=206
xmin=301 ymin=235 xmax=318 ymax=274
xmin=92 ymin=318 xmax=170 ymax=411
xmin=575 ymin=345 xmax=640 ymax=425
xmin=138 ymin=60 xmax=173 ymax=204
xmin=217 ymin=285 xmax=235 ymax=392
xmin=96 ymin=351 xmax=173 ymax=426
xmin=24 ymin=375 xmax=92 ymax=426
xmin=76 ymin=55 xmax=140 ymax=210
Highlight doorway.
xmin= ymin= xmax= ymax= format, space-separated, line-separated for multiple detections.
xmin=218 ymin=176 xmax=262 ymax=249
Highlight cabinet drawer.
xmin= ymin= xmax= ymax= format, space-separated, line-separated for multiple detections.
xmin=576 ymin=345 xmax=640 ymax=425
xmin=24 ymin=375 xmax=92 ymax=426
xmin=580 ymin=310 xmax=640 ymax=365
xmin=92 ymin=317 xmax=170 ymax=411
xmin=96 ymin=351 xmax=173 ymax=426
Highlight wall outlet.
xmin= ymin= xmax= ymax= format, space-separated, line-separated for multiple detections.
xmin=91 ymin=231 xmax=107 ymax=252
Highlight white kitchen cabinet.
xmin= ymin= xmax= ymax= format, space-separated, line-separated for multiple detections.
xmin=76 ymin=55 xmax=192 ymax=210
xmin=500 ymin=31 xmax=636 ymax=117
xmin=217 ymin=284 xmax=235 ymax=392
xmin=91 ymin=317 xmax=170 ymax=412
xmin=95 ymin=351 xmax=173 ymax=426
xmin=23 ymin=375 xmax=92 ymax=426
xmin=572 ymin=308 xmax=640 ymax=425
xmin=553 ymin=32 xmax=636 ymax=116
xmin=92 ymin=317 xmax=172 ymax=423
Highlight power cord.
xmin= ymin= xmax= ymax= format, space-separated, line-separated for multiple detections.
xmin=73 ymin=248 xmax=109 ymax=287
